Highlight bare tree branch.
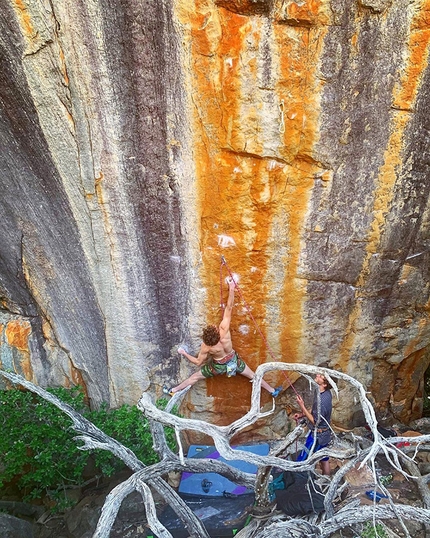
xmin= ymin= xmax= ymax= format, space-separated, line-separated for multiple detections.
xmin=3 ymin=363 xmax=430 ymax=538
xmin=0 ymin=370 xmax=210 ymax=538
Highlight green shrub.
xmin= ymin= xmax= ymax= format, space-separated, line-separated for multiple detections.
xmin=361 ymin=522 xmax=388 ymax=538
xmin=86 ymin=400 xmax=169 ymax=476
xmin=0 ymin=387 xmax=177 ymax=509
xmin=0 ymin=386 xmax=88 ymax=502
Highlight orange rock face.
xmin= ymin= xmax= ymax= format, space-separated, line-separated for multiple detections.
xmin=1 ymin=320 xmax=33 ymax=380
xmin=174 ymin=2 xmax=330 ymax=415
xmin=5 ymin=320 xmax=31 ymax=351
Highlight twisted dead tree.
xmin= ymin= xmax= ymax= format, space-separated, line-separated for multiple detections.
xmin=1 ymin=364 xmax=430 ymax=538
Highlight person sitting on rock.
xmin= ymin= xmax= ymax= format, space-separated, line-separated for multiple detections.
xmin=164 ymin=279 xmax=282 ymax=398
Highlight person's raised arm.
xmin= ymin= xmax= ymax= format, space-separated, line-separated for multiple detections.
xmin=296 ymin=394 xmax=315 ymax=425
xmin=219 ymin=279 xmax=235 ymax=333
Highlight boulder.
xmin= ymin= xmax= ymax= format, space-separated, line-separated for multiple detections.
xmin=0 ymin=513 xmax=34 ymax=538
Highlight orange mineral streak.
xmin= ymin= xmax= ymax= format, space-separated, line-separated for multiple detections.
xmin=278 ymin=0 xmax=331 ymax=26
xmin=274 ymin=22 xmax=328 ymax=366
xmin=393 ymin=0 xmax=430 ymax=109
xmin=393 ymin=32 xmax=430 ymax=110
xmin=337 ymin=0 xmax=430 ymax=373
xmin=11 ymin=0 xmax=34 ymax=39
xmin=94 ymin=171 xmax=111 ymax=224
xmin=5 ymin=320 xmax=33 ymax=379
xmin=182 ymin=7 xmax=273 ymax=405
xmin=5 ymin=320 xmax=31 ymax=352
xmin=175 ymin=0 xmax=328 ymax=413
xmin=68 ymin=366 xmax=89 ymax=401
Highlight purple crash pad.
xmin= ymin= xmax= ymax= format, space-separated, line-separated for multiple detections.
xmin=178 ymin=443 xmax=270 ymax=497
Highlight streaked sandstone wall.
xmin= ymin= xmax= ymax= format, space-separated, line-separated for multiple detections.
xmin=0 ymin=0 xmax=429 ymax=427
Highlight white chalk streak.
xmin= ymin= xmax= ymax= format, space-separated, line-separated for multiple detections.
xmin=225 ymin=272 xmax=240 ymax=285
xmin=218 ymin=235 xmax=236 ymax=248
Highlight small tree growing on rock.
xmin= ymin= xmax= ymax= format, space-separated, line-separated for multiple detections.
xmin=1 ymin=364 xmax=430 ymax=538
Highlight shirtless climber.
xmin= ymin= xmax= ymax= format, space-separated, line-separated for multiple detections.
xmin=163 ymin=279 xmax=282 ymax=397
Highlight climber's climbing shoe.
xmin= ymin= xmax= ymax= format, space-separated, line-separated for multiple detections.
xmin=272 ymin=386 xmax=282 ymax=398
xmin=163 ymin=386 xmax=175 ymax=397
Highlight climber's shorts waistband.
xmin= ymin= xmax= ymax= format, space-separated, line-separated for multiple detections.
xmin=201 ymin=351 xmax=246 ymax=378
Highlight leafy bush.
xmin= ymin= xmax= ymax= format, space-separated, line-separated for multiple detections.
xmin=86 ymin=398 xmax=176 ymax=476
xmin=360 ymin=522 xmax=388 ymax=538
xmin=0 ymin=386 xmax=88 ymax=502
xmin=0 ymin=387 xmax=177 ymax=509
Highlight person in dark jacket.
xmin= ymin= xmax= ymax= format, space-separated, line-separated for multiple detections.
xmin=293 ymin=374 xmax=332 ymax=475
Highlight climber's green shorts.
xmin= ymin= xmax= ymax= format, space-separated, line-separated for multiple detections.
xmin=201 ymin=351 xmax=246 ymax=378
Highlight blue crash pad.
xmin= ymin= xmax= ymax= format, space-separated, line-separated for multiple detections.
xmin=178 ymin=443 xmax=269 ymax=497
